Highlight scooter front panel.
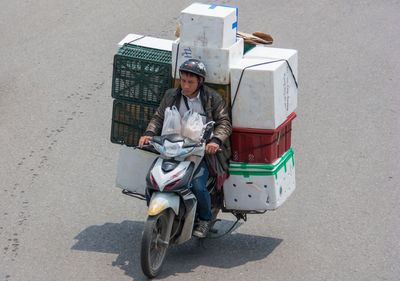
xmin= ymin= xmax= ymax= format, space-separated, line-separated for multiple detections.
xmin=151 ymin=158 xmax=191 ymax=191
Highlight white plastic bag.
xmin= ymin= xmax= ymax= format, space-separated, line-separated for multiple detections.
xmin=181 ymin=110 xmax=204 ymax=142
xmin=161 ymin=106 xmax=181 ymax=135
xmin=181 ymin=109 xmax=193 ymax=132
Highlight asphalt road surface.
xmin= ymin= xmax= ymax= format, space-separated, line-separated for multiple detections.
xmin=1 ymin=0 xmax=399 ymax=280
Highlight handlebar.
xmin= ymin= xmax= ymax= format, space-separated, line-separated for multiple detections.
xmin=136 ymin=144 xmax=222 ymax=154
xmin=134 ymin=145 xmax=159 ymax=154
xmin=135 ymin=144 xmax=152 ymax=149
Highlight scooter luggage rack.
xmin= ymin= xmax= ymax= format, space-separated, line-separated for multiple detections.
xmin=205 ymin=209 xmax=266 ymax=240
xmin=221 ymin=206 xmax=267 ymax=216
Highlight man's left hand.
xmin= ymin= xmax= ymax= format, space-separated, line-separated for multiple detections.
xmin=205 ymin=142 xmax=220 ymax=154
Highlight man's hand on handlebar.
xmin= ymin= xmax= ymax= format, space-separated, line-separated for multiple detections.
xmin=138 ymin=136 xmax=152 ymax=148
xmin=205 ymin=142 xmax=220 ymax=154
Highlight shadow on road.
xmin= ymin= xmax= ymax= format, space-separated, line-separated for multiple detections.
xmin=72 ymin=219 xmax=282 ymax=280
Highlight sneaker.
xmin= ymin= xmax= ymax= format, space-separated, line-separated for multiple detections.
xmin=192 ymin=220 xmax=211 ymax=238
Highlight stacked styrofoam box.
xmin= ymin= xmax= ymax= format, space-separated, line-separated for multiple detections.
xmin=244 ymin=46 xmax=298 ymax=81
xmin=116 ymin=147 xmax=158 ymax=195
xmin=172 ymin=3 xmax=243 ymax=85
xmin=179 ymin=2 xmax=238 ymax=48
xmin=224 ymin=148 xmax=296 ymax=211
xmin=172 ymin=38 xmax=243 ymax=84
xmin=225 ymin=46 xmax=298 ymax=210
xmin=230 ymin=47 xmax=298 ymax=129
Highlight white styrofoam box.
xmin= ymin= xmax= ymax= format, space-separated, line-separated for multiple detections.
xmin=116 ymin=147 xmax=158 ymax=195
xmin=117 ymin=33 xmax=173 ymax=51
xmin=245 ymin=46 xmax=298 ymax=83
xmin=223 ymin=148 xmax=295 ymax=211
xmin=230 ymin=57 xmax=298 ymax=129
xmin=172 ymin=38 xmax=243 ymax=84
xmin=180 ymin=2 xmax=238 ymax=48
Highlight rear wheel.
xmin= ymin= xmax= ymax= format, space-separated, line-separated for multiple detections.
xmin=140 ymin=210 xmax=170 ymax=278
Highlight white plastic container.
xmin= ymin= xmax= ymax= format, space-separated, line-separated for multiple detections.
xmin=172 ymin=38 xmax=244 ymax=84
xmin=116 ymin=147 xmax=158 ymax=196
xmin=223 ymin=148 xmax=296 ymax=211
xmin=117 ymin=33 xmax=173 ymax=51
xmin=180 ymin=3 xmax=238 ymax=48
xmin=244 ymin=46 xmax=298 ymax=83
xmin=230 ymin=57 xmax=298 ymax=129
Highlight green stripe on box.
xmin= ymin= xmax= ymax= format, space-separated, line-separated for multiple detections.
xmin=229 ymin=148 xmax=294 ymax=179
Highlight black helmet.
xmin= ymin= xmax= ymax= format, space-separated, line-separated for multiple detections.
xmin=179 ymin=59 xmax=207 ymax=79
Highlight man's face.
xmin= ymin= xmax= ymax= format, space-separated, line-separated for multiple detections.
xmin=181 ymin=72 xmax=202 ymax=98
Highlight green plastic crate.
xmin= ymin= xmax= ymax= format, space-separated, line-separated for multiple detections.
xmin=110 ymin=99 xmax=158 ymax=147
xmin=112 ymin=44 xmax=172 ymax=106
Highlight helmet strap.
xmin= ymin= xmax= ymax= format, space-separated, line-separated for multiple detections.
xmin=191 ymin=76 xmax=204 ymax=95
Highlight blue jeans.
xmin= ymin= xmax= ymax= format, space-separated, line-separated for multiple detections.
xmin=190 ymin=159 xmax=212 ymax=221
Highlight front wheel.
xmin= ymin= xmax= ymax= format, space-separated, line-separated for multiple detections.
xmin=140 ymin=210 xmax=171 ymax=278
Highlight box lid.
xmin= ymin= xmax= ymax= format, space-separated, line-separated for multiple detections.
xmin=118 ymin=34 xmax=173 ymax=51
xmin=231 ymin=57 xmax=286 ymax=72
xmin=181 ymin=2 xmax=237 ymax=18
xmin=244 ymin=46 xmax=297 ymax=60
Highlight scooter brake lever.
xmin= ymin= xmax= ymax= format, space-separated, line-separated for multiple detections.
xmin=134 ymin=145 xmax=151 ymax=149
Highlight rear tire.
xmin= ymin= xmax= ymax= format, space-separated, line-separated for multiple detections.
xmin=140 ymin=210 xmax=170 ymax=278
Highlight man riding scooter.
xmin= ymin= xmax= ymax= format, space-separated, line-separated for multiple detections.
xmin=139 ymin=58 xmax=232 ymax=238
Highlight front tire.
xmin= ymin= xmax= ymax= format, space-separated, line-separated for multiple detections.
xmin=140 ymin=210 xmax=170 ymax=278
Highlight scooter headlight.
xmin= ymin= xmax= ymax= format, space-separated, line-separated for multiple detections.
xmin=148 ymin=198 xmax=167 ymax=216
xmin=150 ymin=142 xmax=163 ymax=153
xmin=163 ymin=140 xmax=183 ymax=157
xmin=180 ymin=147 xmax=194 ymax=155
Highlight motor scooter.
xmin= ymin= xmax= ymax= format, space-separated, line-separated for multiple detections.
xmin=137 ymin=122 xmax=217 ymax=277
xmin=121 ymin=122 xmax=263 ymax=278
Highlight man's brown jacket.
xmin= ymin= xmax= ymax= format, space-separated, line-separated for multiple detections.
xmin=145 ymin=85 xmax=232 ymax=175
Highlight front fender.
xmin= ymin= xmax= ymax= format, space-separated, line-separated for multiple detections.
xmin=148 ymin=193 xmax=180 ymax=216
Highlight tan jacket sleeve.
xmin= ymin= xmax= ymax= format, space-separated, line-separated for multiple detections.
xmin=211 ymin=94 xmax=232 ymax=144
xmin=144 ymin=93 xmax=169 ymax=136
